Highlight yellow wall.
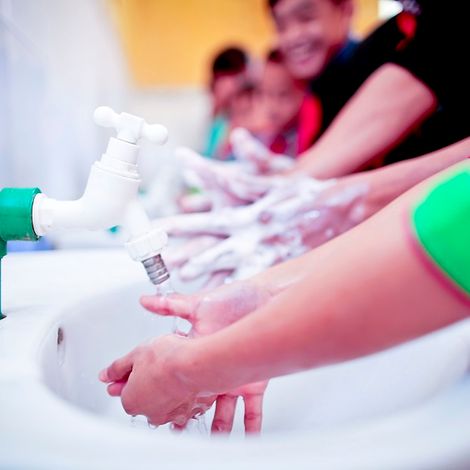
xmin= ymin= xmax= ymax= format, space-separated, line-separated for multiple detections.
xmin=355 ymin=0 xmax=379 ymax=36
xmin=110 ymin=0 xmax=274 ymax=87
xmin=109 ymin=0 xmax=379 ymax=87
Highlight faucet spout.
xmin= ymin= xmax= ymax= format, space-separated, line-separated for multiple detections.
xmin=31 ymin=107 xmax=170 ymax=286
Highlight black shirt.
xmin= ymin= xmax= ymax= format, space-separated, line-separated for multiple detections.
xmin=309 ymin=1 xmax=470 ymax=166
xmin=388 ymin=0 xmax=470 ymax=160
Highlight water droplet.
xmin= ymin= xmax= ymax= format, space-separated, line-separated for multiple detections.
xmin=194 ymin=414 xmax=208 ymax=434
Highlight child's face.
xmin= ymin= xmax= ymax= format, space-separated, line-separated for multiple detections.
xmin=272 ymin=0 xmax=352 ymax=80
xmin=259 ymin=61 xmax=304 ymax=133
xmin=212 ymin=73 xmax=246 ymax=114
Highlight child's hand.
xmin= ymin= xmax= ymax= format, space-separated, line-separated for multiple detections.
xmin=230 ymin=127 xmax=295 ymax=174
xmin=140 ymin=280 xmax=273 ymax=433
xmin=176 ymin=146 xmax=284 ymax=204
xmin=99 ymin=335 xmax=216 ymax=427
xmin=141 ymin=279 xmax=272 ymax=339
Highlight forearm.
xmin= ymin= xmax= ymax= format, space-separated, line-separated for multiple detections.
xmin=291 ymin=64 xmax=437 ymax=179
xmin=343 ymin=136 xmax=470 ymax=219
xmin=184 ymin=162 xmax=470 ymax=393
xmin=251 ymin=248 xmax=318 ymax=295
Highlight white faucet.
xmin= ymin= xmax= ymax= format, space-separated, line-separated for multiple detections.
xmin=32 ymin=106 xmax=171 ymax=285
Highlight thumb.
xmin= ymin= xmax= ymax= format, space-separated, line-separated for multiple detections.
xmin=230 ymin=127 xmax=270 ymax=165
xmin=99 ymin=352 xmax=134 ymax=384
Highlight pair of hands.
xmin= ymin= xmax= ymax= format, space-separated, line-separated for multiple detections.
xmin=100 ymin=280 xmax=272 ymax=434
xmin=161 ymin=175 xmax=367 ymax=286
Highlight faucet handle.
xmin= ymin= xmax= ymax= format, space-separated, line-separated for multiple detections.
xmin=94 ymin=106 xmax=168 ymax=145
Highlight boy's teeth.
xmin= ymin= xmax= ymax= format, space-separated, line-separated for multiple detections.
xmin=291 ymin=44 xmax=311 ymax=59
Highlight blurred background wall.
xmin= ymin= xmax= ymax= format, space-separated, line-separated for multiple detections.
xmin=0 ymin=0 xmax=128 ymax=198
xmin=109 ymin=0 xmax=274 ymax=87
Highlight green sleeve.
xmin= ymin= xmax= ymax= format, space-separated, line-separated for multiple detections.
xmin=412 ymin=168 xmax=470 ymax=295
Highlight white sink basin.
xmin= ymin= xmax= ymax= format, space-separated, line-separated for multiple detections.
xmin=2 ymin=250 xmax=470 ymax=469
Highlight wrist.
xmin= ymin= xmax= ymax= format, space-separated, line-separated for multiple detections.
xmin=173 ymin=336 xmax=225 ymax=395
xmin=176 ymin=332 xmax=256 ymax=395
xmin=337 ymin=172 xmax=379 ymax=220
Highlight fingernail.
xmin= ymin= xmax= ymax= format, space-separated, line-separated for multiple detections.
xmin=98 ymin=370 xmax=107 ymax=382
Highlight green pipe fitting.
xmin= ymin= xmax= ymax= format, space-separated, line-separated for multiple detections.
xmin=0 ymin=187 xmax=42 ymax=319
xmin=0 ymin=188 xmax=41 ymax=243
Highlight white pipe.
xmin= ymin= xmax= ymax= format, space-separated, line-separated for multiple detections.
xmin=33 ymin=162 xmax=140 ymax=235
xmin=122 ymin=198 xmax=152 ymax=239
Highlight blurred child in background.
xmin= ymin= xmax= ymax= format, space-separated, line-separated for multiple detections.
xmin=203 ymin=46 xmax=255 ymax=160
xmin=250 ymin=49 xmax=305 ymax=157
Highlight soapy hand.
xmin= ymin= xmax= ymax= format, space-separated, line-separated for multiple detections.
xmin=230 ymin=127 xmax=295 ymax=175
xmin=176 ymin=146 xmax=286 ymax=207
xmin=140 ymin=280 xmax=273 ymax=433
xmin=159 ymin=177 xmax=367 ymax=284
